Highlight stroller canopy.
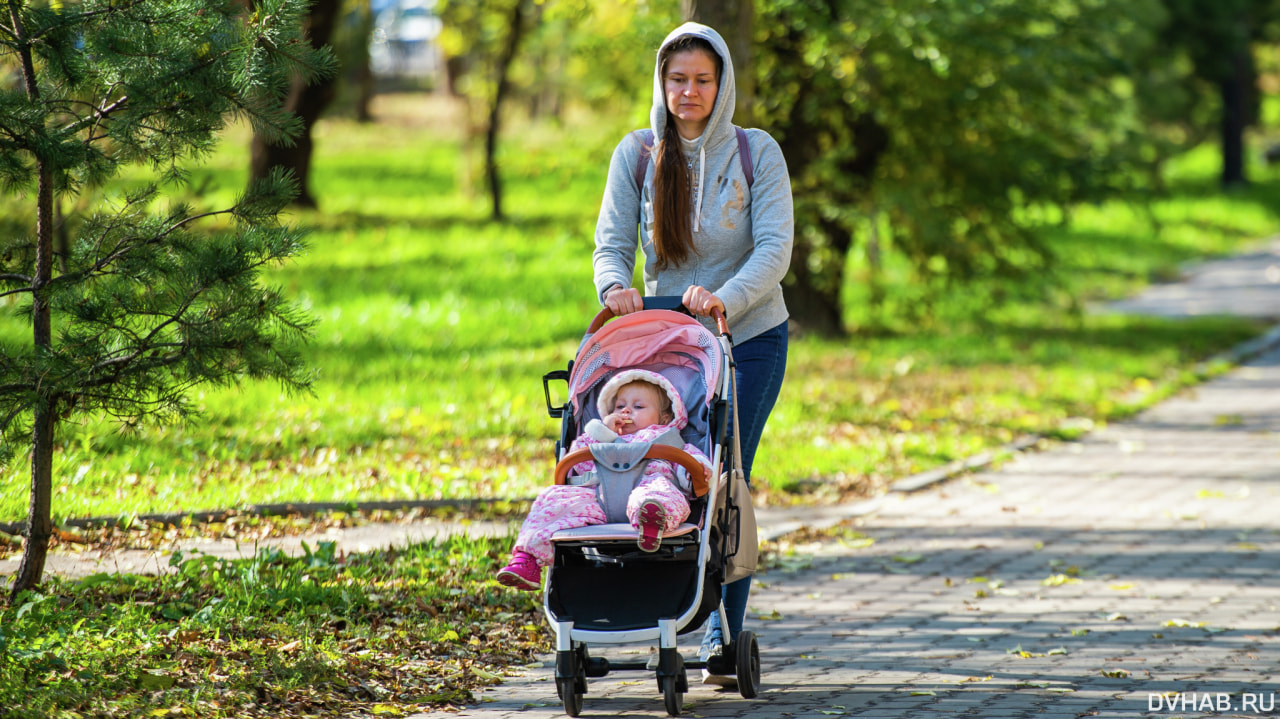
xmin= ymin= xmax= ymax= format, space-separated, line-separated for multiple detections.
xmin=568 ymin=310 xmax=723 ymax=438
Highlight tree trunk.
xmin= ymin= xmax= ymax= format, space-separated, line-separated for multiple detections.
xmin=486 ymin=0 xmax=529 ymax=222
xmin=682 ymin=0 xmax=754 ymax=125
xmin=781 ymin=266 xmax=844 ymax=339
xmin=8 ymin=0 xmax=58 ymax=600
xmin=249 ymin=0 xmax=342 ymax=209
xmin=1219 ymin=46 xmax=1251 ymax=188
xmin=354 ymin=0 xmax=376 ymax=123
xmin=12 ymin=165 xmax=56 ymax=600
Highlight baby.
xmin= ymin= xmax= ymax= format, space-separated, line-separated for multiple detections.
xmin=497 ymin=369 xmax=712 ymax=591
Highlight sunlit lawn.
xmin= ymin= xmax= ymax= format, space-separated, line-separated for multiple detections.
xmin=0 ymin=94 xmax=1273 ymax=523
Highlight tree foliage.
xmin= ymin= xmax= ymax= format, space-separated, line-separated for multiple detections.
xmin=753 ymin=0 xmax=1178 ymax=334
xmin=0 ymin=0 xmax=328 ymax=596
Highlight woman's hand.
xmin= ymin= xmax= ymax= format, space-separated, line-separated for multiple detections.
xmin=604 ymin=286 xmax=643 ymax=315
xmin=682 ymin=285 xmax=725 ymax=317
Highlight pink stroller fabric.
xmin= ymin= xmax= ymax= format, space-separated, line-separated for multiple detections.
xmin=568 ymin=310 xmax=723 ymax=423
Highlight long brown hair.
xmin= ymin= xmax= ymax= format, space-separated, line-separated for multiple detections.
xmin=652 ymin=36 xmax=722 ymax=270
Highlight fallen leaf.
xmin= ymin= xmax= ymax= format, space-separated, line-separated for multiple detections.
xmin=138 ymin=671 xmax=177 ymax=690
xmin=1100 ymin=668 xmax=1131 ymax=679
xmin=1042 ymin=574 xmax=1082 ymax=587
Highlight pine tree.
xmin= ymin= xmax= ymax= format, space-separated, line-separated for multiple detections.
xmin=0 ymin=0 xmax=333 ymax=599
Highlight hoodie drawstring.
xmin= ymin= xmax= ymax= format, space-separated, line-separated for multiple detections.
xmin=693 ymin=146 xmax=705 ymax=233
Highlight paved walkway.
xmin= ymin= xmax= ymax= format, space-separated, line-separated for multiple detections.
xmin=1104 ymin=234 xmax=1280 ymax=319
xmin=450 ymin=339 xmax=1280 ymax=719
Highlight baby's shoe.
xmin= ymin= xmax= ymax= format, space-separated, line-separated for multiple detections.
xmin=636 ymin=500 xmax=666 ymax=552
xmin=496 ymin=550 xmax=542 ymax=591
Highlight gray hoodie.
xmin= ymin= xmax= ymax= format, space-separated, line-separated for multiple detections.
xmin=592 ymin=23 xmax=793 ymax=344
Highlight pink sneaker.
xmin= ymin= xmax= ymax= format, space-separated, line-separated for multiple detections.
xmin=496 ymin=550 xmax=542 ymax=591
xmin=636 ymin=500 xmax=666 ymax=552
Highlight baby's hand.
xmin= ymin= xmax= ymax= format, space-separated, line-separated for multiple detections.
xmin=604 ymin=410 xmax=630 ymax=434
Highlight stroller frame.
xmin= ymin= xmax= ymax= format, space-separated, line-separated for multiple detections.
xmin=539 ymin=298 xmax=761 ymax=717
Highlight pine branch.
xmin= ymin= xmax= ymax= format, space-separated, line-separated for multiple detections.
xmin=46 ymin=196 xmax=236 ymax=293
xmin=62 ymin=94 xmax=130 ymax=137
xmin=0 ymin=287 xmax=33 ymax=300
xmin=0 ymin=402 xmax=25 ymax=436
xmin=7 ymin=0 xmax=40 ymax=100
xmin=26 ymin=0 xmax=149 ymax=42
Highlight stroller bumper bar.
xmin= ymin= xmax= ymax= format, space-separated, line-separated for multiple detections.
xmin=587 ymin=296 xmax=732 ymax=339
xmin=553 ymin=444 xmax=710 ymax=497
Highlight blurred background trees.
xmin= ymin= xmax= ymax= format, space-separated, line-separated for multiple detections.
xmin=306 ymin=0 xmax=1280 ymax=336
xmin=174 ymin=0 xmax=1280 ymax=334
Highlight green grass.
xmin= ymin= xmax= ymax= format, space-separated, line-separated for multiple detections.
xmin=0 ymin=533 xmax=547 ymax=717
xmin=0 ymin=94 xmax=1274 ymax=523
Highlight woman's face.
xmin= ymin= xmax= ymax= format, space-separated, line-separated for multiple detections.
xmin=664 ymin=48 xmax=719 ymax=139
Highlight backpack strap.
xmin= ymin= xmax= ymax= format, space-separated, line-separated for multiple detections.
xmin=631 ymin=126 xmax=755 ymax=190
xmin=632 ymin=129 xmax=654 ymax=190
xmin=734 ymin=127 xmax=754 ymax=188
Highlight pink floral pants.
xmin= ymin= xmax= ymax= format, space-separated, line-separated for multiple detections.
xmin=513 ymin=476 xmax=691 ymax=566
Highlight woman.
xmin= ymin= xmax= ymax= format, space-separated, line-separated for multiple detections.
xmin=592 ymin=21 xmax=793 ymax=685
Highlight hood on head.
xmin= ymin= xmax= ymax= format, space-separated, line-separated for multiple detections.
xmin=596 ymin=369 xmax=689 ymax=430
xmin=651 ymin=22 xmax=736 ymax=151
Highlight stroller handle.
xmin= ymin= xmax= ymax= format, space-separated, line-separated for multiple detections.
xmin=554 ymin=445 xmax=711 ymax=498
xmin=588 ymin=296 xmax=731 ymax=339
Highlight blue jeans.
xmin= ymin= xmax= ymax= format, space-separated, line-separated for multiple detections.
xmin=702 ymin=320 xmax=788 ymax=657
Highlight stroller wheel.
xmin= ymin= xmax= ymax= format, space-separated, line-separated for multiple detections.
xmin=555 ymin=675 xmax=586 ymax=711
xmin=661 ymin=674 xmax=684 ymax=716
xmin=555 ymin=646 xmax=587 ymax=716
xmin=735 ymin=630 xmax=760 ymax=699
xmin=558 ymin=677 xmax=583 ymax=716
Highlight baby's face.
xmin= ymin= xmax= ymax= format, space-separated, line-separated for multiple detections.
xmin=612 ymin=383 xmax=665 ymax=435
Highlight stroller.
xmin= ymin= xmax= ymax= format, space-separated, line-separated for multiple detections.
xmin=538 ymin=297 xmax=761 ymax=717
